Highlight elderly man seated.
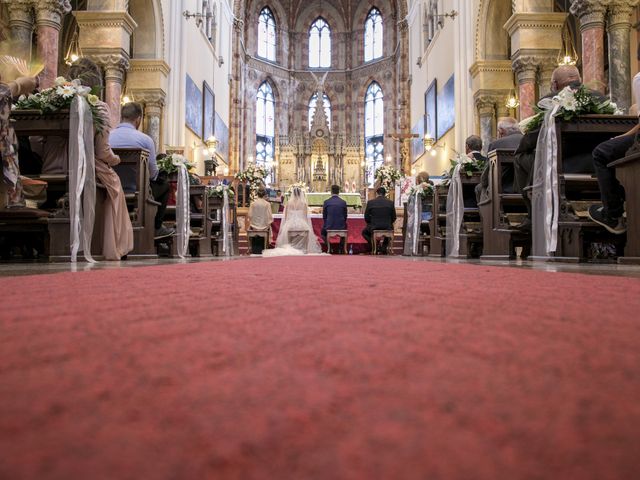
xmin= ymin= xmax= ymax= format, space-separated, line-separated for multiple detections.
xmin=247 ymin=187 xmax=273 ymax=254
xmin=476 ymin=117 xmax=522 ymax=203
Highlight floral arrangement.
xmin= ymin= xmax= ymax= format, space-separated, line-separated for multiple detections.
xmin=408 ymin=181 xmax=435 ymax=199
xmin=286 ymin=182 xmax=309 ymax=195
xmin=234 ymin=163 xmax=269 ymax=201
xmin=157 ymin=153 xmax=195 ymax=175
xmin=13 ymin=76 xmax=107 ymax=132
xmin=520 ymin=85 xmax=622 ymax=134
xmin=442 ymin=152 xmax=486 ymax=181
xmin=374 ymin=165 xmax=402 ymax=196
xmin=207 ymin=184 xmax=235 ymax=199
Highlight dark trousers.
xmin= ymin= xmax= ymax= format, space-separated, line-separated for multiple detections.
xmin=250 ymin=236 xmax=267 ymax=254
xmin=150 ymin=177 xmax=170 ymax=230
xmin=513 ymin=151 xmax=535 ymax=218
xmin=362 ymin=227 xmax=389 ymax=252
xmin=593 ymin=134 xmax=633 ymax=218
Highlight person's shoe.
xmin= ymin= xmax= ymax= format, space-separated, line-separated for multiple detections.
xmin=154 ymin=226 xmax=175 ymax=239
xmin=587 ymin=205 xmax=626 ymax=234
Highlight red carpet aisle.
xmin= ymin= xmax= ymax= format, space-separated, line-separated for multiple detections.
xmin=1 ymin=257 xmax=640 ymax=480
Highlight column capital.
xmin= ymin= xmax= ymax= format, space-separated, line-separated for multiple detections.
xmin=5 ymin=0 xmax=34 ymax=30
xmin=35 ymin=0 xmax=71 ymax=30
xmin=570 ymin=0 xmax=607 ymax=30
xmin=608 ymin=1 xmax=640 ymax=29
xmin=89 ymin=53 xmax=130 ymax=83
xmin=130 ymin=89 xmax=166 ymax=109
xmin=475 ymin=95 xmax=499 ymax=116
xmin=512 ymin=56 xmax=539 ymax=84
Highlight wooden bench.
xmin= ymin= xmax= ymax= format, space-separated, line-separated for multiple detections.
xmin=608 ymin=151 xmax=640 ymax=264
xmin=550 ymin=115 xmax=635 ymax=262
xmin=325 ymin=230 xmax=348 ymax=254
xmin=402 ymin=196 xmax=433 ymax=256
xmin=429 ymin=173 xmax=483 ymax=258
xmin=208 ymin=194 xmax=238 ymax=256
xmin=111 ymin=148 xmax=158 ymax=259
xmin=372 ymin=230 xmax=394 ymax=255
xmin=479 ymin=149 xmax=530 ymax=260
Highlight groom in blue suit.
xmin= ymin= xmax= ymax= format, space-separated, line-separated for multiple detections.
xmin=322 ymin=185 xmax=348 ymax=253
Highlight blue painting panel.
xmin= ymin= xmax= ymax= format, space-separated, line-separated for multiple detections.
xmin=437 ymin=74 xmax=455 ymax=140
xmin=185 ymin=74 xmax=203 ymax=138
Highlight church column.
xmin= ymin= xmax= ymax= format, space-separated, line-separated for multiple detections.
xmin=513 ymin=56 xmax=539 ymax=118
xmin=496 ymin=100 xmax=510 ymax=120
xmin=6 ymin=1 xmax=35 ymax=60
xmin=607 ymin=1 xmax=638 ymax=111
xmin=229 ymin=18 xmax=246 ymax=172
xmin=538 ymin=57 xmax=558 ymax=98
xmin=35 ymin=0 xmax=71 ymax=88
xmin=476 ymin=96 xmax=497 ymax=153
xmin=93 ymin=54 xmax=129 ymax=127
xmin=571 ymin=0 xmax=607 ymax=93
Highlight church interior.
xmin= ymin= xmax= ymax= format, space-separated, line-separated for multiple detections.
xmin=1 ymin=0 xmax=640 ymax=478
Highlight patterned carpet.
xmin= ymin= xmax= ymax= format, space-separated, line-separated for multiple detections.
xmin=1 ymin=257 xmax=639 ymax=480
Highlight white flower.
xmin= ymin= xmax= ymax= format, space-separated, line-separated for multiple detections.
xmin=54 ymin=76 xmax=67 ymax=87
xmin=171 ymin=154 xmax=187 ymax=167
xmin=56 ymin=85 xmax=76 ymax=98
xmin=18 ymin=95 xmax=26 ymax=101
xmin=87 ymin=94 xmax=99 ymax=106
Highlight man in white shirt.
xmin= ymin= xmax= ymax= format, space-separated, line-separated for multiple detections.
xmin=247 ymin=187 xmax=273 ymax=254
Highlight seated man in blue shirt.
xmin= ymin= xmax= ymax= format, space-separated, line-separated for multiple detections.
xmin=109 ymin=102 xmax=174 ymax=239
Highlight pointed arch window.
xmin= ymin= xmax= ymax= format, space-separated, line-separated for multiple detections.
xmin=308 ymin=93 xmax=331 ymax=130
xmin=364 ymin=82 xmax=384 ymax=186
xmin=364 ymin=8 xmax=383 ymax=62
xmin=256 ymin=81 xmax=275 ymax=184
xmin=258 ymin=7 xmax=277 ymax=61
xmin=309 ymin=17 xmax=331 ymax=68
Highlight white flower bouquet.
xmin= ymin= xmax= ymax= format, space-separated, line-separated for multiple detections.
xmin=374 ymin=165 xmax=402 ymax=197
xmin=207 ymin=183 xmax=235 ymax=199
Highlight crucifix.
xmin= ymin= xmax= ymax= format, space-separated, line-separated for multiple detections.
xmin=387 ymin=132 xmax=419 ymax=175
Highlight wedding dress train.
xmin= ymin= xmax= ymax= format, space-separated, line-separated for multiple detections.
xmin=262 ymin=188 xmax=322 ymax=257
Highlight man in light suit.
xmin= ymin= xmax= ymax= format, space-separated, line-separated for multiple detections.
xmin=322 ymin=184 xmax=348 ymax=253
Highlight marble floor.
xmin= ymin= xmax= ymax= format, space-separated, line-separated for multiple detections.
xmin=0 ymin=254 xmax=639 ymax=278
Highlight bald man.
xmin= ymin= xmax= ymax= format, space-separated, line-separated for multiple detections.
xmin=512 ymin=66 xmax=605 ymax=231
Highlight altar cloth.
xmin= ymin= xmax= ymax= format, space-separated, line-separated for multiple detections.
xmin=271 ymin=216 xmax=368 ymax=253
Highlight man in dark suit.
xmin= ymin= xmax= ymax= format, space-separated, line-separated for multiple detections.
xmin=322 ymin=184 xmax=348 ymax=252
xmin=362 ymin=187 xmax=397 ymax=253
xmin=476 ymin=117 xmax=523 ymax=203
xmin=513 ymin=65 xmax=606 ymax=231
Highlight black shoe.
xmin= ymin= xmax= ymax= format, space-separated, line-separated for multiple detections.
xmin=154 ymin=226 xmax=176 ymax=239
xmin=587 ymin=205 xmax=626 ymax=234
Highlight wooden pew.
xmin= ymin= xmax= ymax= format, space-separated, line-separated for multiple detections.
xmin=111 ymin=148 xmax=158 ymax=258
xmin=479 ymin=149 xmax=530 ymax=260
xmin=429 ymin=173 xmax=483 ymax=258
xmin=551 ymin=115 xmax=635 ymax=262
xmin=163 ymin=184 xmax=213 ymax=258
xmin=401 ymin=195 xmax=433 ymax=256
xmin=208 ymin=194 xmax=239 ymax=256
xmin=608 ymin=151 xmax=640 ymax=264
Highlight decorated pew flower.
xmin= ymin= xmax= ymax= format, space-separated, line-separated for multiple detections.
xmin=443 ymin=152 xmax=485 ymax=181
xmin=374 ymin=165 xmax=402 ymax=197
xmin=207 ymin=184 xmax=235 ymax=199
xmin=157 ymin=153 xmax=195 ymax=175
xmin=408 ymin=182 xmax=434 ymax=198
xmin=13 ymin=76 xmax=107 ymax=132
xmin=234 ymin=163 xmax=269 ymax=201
xmin=520 ymin=85 xmax=622 ymax=134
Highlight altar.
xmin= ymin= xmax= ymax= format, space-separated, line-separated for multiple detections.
xmin=285 ymin=192 xmax=362 ymax=209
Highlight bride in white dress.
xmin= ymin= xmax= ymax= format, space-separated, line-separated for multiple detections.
xmin=263 ymin=187 xmax=322 ymax=256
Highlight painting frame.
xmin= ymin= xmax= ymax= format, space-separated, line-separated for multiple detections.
xmin=436 ymin=74 xmax=455 ymax=140
xmin=425 ymin=79 xmax=437 ymax=141
xmin=202 ymin=81 xmax=215 ymax=142
xmin=185 ymin=74 xmax=203 ymax=138
xmin=214 ymin=112 xmax=229 ymax=164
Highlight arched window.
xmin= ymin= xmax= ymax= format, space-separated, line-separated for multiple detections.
xmin=308 ymin=93 xmax=331 ymax=130
xmin=256 ymin=82 xmax=275 ymax=184
xmin=364 ymin=82 xmax=384 ymax=186
xmin=309 ymin=17 xmax=331 ymax=68
xmin=258 ymin=7 xmax=276 ymax=61
xmin=364 ymin=8 xmax=383 ymax=61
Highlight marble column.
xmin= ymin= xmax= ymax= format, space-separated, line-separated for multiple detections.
xmin=476 ymin=97 xmax=496 ymax=154
xmin=35 ymin=0 xmax=71 ymax=88
xmin=496 ymin=102 xmax=510 ymax=120
xmin=7 ymin=1 xmax=35 ymax=60
xmin=538 ymin=58 xmax=558 ymax=98
xmin=571 ymin=0 xmax=607 ymax=93
xmin=93 ymin=54 xmax=129 ymax=128
xmin=143 ymin=99 xmax=164 ymax=151
xmin=513 ymin=56 xmax=538 ymax=118
xmin=607 ymin=2 xmax=637 ymax=111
